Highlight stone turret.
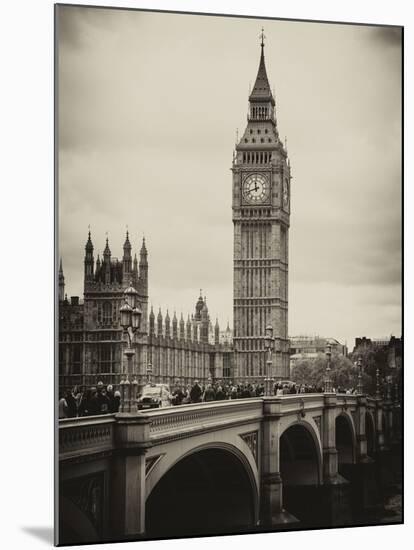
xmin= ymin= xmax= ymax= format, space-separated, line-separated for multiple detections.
xmin=215 ymin=318 xmax=220 ymax=346
xmin=59 ymin=258 xmax=65 ymax=302
xmin=172 ymin=312 xmax=178 ymax=339
xmin=165 ymin=310 xmax=170 ymax=338
xmin=84 ymin=230 xmax=94 ymax=287
xmin=103 ymin=237 xmax=111 ymax=285
xmin=200 ymin=299 xmax=210 ymax=344
xmin=139 ymin=237 xmax=148 ymax=292
xmin=149 ymin=306 xmax=155 ymax=336
xmin=179 ymin=313 xmax=185 ymax=340
xmin=122 ymin=231 xmax=132 ymax=280
xmin=157 ymin=308 xmax=163 ymax=337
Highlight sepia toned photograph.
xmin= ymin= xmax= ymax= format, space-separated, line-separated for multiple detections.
xmin=56 ymin=4 xmax=403 ymax=546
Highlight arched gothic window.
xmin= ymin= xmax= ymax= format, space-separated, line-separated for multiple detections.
xmin=103 ymin=301 xmax=112 ymax=326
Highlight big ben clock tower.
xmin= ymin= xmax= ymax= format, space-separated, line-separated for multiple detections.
xmin=232 ymin=33 xmax=291 ymax=381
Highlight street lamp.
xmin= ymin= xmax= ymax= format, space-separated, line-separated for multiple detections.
xmin=394 ymin=380 xmax=399 ymax=404
xmin=357 ymin=356 xmax=364 ymax=395
xmin=386 ymin=376 xmax=392 ymax=402
xmin=375 ymin=368 xmax=381 ymax=400
xmin=119 ymin=282 xmax=142 ymax=413
xmin=146 ymin=362 xmax=153 ymax=385
xmin=264 ymin=325 xmax=274 ymax=396
xmin=324 ymin=343 xmax=333 ymax=393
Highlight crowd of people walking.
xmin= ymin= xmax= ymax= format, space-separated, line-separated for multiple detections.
xmin=169 ymin=380 xmax=355 ymax=404
xmin=59 ymin=379 xmax=361 ymax=418
xmin=58 ymin=381 xmax=121 ymax=418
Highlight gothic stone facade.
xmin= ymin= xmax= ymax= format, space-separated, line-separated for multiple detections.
xmin=59 ymin=233 xmax=233 ymax=391
xmin=232 ymin=39 xmax=291 ymax=380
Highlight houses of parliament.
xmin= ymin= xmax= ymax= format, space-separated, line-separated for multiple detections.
xmin=58 ymin=36 xmax=291 ymax=390
xmin=59 ymin=232 xmax=233 ymax=390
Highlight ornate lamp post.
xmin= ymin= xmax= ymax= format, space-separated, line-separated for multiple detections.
xmin=324 ymin=344 xmax=333 ymax=393
xmin=386 ymin=376 xmax=392 ymax=401
xmin=357 ymin=356 xmax=364 ymax=395
xmin=264 ymin=325 xmax=274 ymax=396
xmin=146 ymin=362 xmax=153 ymax=385
xmin=375 ymin=368 xmax=381 ymax=400
xmin=119 ymin=282 xmax=142 ymax=413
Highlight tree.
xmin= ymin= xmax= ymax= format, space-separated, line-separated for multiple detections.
xmin=291 ymin=353 xmax=372 ymax=392
xmin=349 ymin=340 xmax=402 ymax=396
xmin=289 ymin=360 xmax=315 ymax=385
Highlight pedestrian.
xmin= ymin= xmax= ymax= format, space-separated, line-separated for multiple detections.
xmin=65 ymin=388 xmax=78 ymax=418
xmin=241 ymin=384 xmax=251 ymax=398
xmin=190 ymin=380 xmax=203 ymax=403
xmin=106 ymin=385 xmax=117 ymax=413
xmin=215 ymin=385 xmax=226 ymax=400
xmin=58 ymin=392 xmax=69 ymax=419
xmin=113 ymin=390 xmax=121 ymax=413
xmin=74 ymin=386 xmax=84 ymax=410
xmin=78 ymin=388 xmax=92 ymax=416
xmin=203 ymin=384 xmax=216 ymax=402
xmin=230 ymin=385 xmax=238 ymax=399
xmin=171 ymin=380 xmax=185 ymax=406
xmin=182 ymin=385 xmax=191 ymax=404
xmin=95 ymin=381 xmax=111 ymax=414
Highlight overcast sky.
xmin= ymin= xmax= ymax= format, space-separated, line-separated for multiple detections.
xmin=57 ymin=6 xmax=402 ymax=347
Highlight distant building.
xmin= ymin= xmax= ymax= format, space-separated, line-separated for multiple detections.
xmin=289 ymin=335 xmax=347 ymax=370
xmin=353 ymin=336 xmax=389 ymax=350
xmin=352 ymin=336 xmax=403 ymax=369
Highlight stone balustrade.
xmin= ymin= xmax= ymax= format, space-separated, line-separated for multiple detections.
xmin=58 ymin=392 xmax=401 ymax=544
xmin=146 ymin=398 xmax=263 ymax=443
xmin=58 ymin=393 xmax=398 ymax=461
xmin=59 ymin=414 xmax=116 ymax=462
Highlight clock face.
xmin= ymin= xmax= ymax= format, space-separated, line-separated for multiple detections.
xmin=242 ymin=174 xmax=270 ymax=204
xmin=283 ymin=178 xmax=289 ymax=209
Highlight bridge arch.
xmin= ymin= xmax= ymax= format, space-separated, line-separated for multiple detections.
xmin=145 ymin=441 xmax=258 ymax=537
xmin=279 ymin=419 xmax=323 ymax=527
xmin=335 ymin=412 xmax=357 ymax=471
xmin=279 ymin=417 xmax=323 ymax=485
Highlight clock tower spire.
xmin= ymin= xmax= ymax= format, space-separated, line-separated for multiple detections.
xmin=232 ymin=34 xmax=291 ymax=381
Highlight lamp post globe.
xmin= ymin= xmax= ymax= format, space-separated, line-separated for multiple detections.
xmin=124 ymin=281 xmax=139 ymax=309
xmin=265 ymin=324 xmax=273 ymax=344
xmin=120 ymin=301 xmax=133 ymax=330
xmin=132 ymin=305 xmax=142 ymax=330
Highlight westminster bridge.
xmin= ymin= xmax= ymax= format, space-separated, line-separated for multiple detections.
xmin=58 ymin=393 xmax=401 ymax=544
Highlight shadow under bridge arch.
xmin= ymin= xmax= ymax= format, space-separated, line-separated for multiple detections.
xmin=335 ymin=413 xmax=356 ymax=477
xmin=279 ymin=421 xmax=323 ymax=527
xmin=145 ymin=444 xmax=258 ymax=538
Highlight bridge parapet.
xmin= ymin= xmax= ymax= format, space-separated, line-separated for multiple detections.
xmin=59 ymin=414 xmax=116 ymax=462
xmin=336 ymin=394 xmax=358 ymax=408
xmin=276 ymin=393 xmax=325 ymax=415
xmin=146 ymin=398 xmax=263 ymax=443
